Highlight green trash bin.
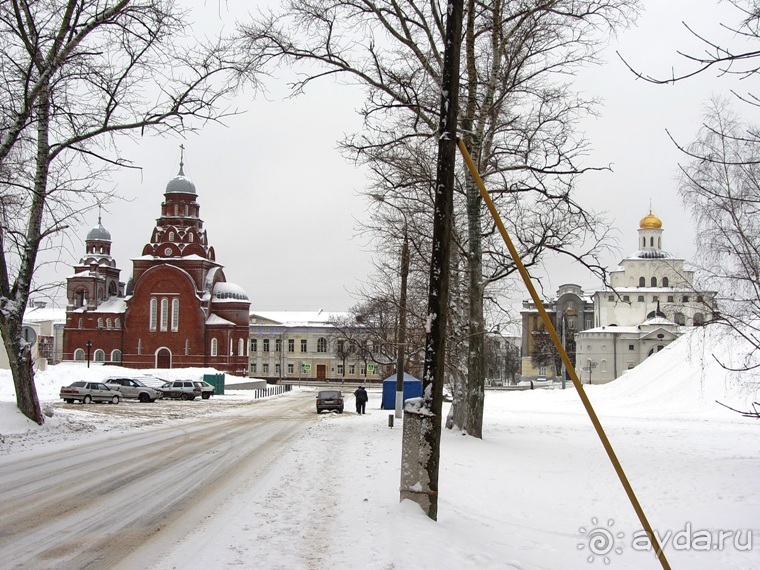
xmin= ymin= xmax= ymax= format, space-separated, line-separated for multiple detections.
xmin=203 ymin=373 xmax=225 ymax=395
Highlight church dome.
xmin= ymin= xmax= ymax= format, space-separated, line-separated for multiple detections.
xmin=86 ymin=218 xmax=111 ymax=241
xmin=639 ymin=210 xmax=662 ymax=229
xmin=212 ymin=282 xmax=249 ymax=302
xmin=166 ymin=162 xmax=196 ymax=195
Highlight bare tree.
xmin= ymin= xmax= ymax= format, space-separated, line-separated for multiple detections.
xmin=618 ymin=2 xmax=760 ymax=368
xmin=0 ymin=0 xmax=248 ymax=424
xmin=679 ymin=99 xmax=760 ymax=367
xmin=619 ymin=0 xmax=760 ymax=105
xmin=241 ymin=0 xmax=633 ymax=438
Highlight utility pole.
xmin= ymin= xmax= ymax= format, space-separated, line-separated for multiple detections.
xmin=395 ymin=230 xmax=409 ymax=419
xmin=399 ymin=0 xmax=463 ymax=522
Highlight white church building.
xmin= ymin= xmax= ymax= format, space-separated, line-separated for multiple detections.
xmin=574 ymin=211 xmax=717 ymax=383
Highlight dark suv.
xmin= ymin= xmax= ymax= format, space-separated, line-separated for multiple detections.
xmin=316 ymin=390 xmax=344 ymax=413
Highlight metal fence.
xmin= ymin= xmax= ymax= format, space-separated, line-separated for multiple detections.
xmin=250 ymin=384 xmax=292 ymax=400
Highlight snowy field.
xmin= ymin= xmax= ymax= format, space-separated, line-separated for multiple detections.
xmin=1 ymin=324 xmax=759 ymax=569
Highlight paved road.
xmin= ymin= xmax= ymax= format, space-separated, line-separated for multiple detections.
xmin=0 ymin=391 xmax=316 ymax=569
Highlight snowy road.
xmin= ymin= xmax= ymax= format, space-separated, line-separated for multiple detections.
xmin=0 ymin=391 xmax=317 ymax=569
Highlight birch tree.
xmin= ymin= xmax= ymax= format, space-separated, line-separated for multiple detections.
xmin=0 ymin=0 xmax=247 ymax=424
xmin=242 ymin=0 xmax=634 ymax=437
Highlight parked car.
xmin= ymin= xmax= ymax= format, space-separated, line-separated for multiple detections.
xmin=193 ymin=380 xmax=215 ymax=399
xmin=316 ymin=390 xmax=344 ymax=413
xmin=158 ymin=380 xmax=201 ymax=400
xmin=106 ymin=378 xmax=162 ymax=402
xmin=60 ymin=381 xmax=121 ymax=404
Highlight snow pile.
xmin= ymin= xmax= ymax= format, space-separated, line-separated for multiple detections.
xmin=589 ymin=324 xmax=760 ymax=418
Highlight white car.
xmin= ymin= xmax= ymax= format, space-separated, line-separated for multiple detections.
xmin=106 ymin=378 xmax=162 ymax=402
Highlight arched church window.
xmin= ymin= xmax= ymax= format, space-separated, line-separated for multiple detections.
xmin=642 ymin=237 xmax=646 ymax=247
xmin=160 ymin=298 xmax=169 ymax=331
xmin=115 ymin=318 xmax=121 ymax=329
xmin=238 ymin=338 xmax=245 ymax=356
xmin=174 ymin=204 xmax=178 ymax=215
xmin=694 ymin=313 xmax=705 ymax=326
xmin=674 ymin=312 xmax=686 ymax=325
xmin=651 ymin=277 xmax=657 ymax=287
xmin=74 ymin=348 xmax=85 ymax=361
xmin=171 ymin=298 xmax=179 ymax=331
xmin=210 ymin=337 xmax=218 ymax=356
xmin=650 ymin=237 xmax=654 ymax=246
xmin=639 ymin=277 xmax=645 ymax=287
xmin=663 ymin=277 xmax=669 ymax=287
xmin=111 ymin=349 xmax=122 ymax=362
xmin=658 ymin=237 xmax=661 ymax=248
xmin=188 ymin=233 xmax=194 ymax=242
xmin=169 ymin=232 xmax=174 ymax=241
xmin=94 ymin=349 xmax=105 ymax=362
xmin=149 ymin=298 xmax=158 ymax=331
xmin=97 ymin=318 xmax=104 ymax=329
xmin=78 ymin=318 xmax=83 ymax=329
xmin=106 ymin=318 xmax=112 ymax=329
xmin=185 ymin=205 xmax=189 ymax=216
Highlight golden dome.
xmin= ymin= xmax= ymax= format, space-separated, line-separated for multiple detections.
xmin=639 ymin=210 xmax=662 ymax=229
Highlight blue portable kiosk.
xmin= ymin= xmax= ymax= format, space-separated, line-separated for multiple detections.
xmin=381 ymin=373 xmax=423 ymax=410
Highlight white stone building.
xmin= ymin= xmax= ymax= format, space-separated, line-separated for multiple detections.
xmin=574 ymin=211 xmax=717 ymax=383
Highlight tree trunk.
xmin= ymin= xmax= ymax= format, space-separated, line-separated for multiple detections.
xmin=456 ymin=0 xmax=486 ymax=438
xmin=464 ymin=174 xmax=485 ymax=438
xmin=0 ymin=83 xmax=51 ymax=425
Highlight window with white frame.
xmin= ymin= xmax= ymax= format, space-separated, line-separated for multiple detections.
xmin=287 ymin=363 xmax=294 ymax=374
xmin=149 ymin=298 xmax=157 ymax=331
xmin=317 ymin=337 xmax=327 ymax=353
xmin=238 ymin=338 xmax=245 ymax=356
xmin=171 ymin=298 xmax=179 ymax=331
xmin=263 ymin=363 xmax=269 ymax=374
xmin=210 ymin=337 xmax=218 ymax=356
xmin=288 ymin=339 xmax=294 ymax=352
xmin=94 ymin=349 xmax=105 ymax=362
xmin=250 ymin=338 xmax=257 ymax=352
xmin=301 ymin=339 xmax=307 ymax=352
xmin=111 ymin=349 xmax=122 ymax=362
xmin=160 ymin=298 xmax=169 ymax=331
xmin=263 ymin=339 xmax=269 ymax=352
xmin=337 ymin=364 xmax=344 ymax=375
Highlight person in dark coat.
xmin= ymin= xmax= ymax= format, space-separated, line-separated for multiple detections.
xmin=354 ymin=386 xmax=368 ymax=414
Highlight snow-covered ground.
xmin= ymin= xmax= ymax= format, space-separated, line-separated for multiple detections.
xmin=1 ymin=324 xmax=759 ymax=569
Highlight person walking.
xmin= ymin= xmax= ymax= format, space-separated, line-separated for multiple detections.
xmin=354 ymin=385 xmax=368 ymax=414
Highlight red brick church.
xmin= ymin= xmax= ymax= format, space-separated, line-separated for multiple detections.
xmin=62 ymin=158 xmax=250 ymax=375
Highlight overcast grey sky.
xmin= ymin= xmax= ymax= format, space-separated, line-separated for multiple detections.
xmin=38 ymin=0 xmax=749 ymax=313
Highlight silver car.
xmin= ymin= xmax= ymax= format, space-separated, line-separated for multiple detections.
xmin=158 ymin=380 xmax=201 ymax=400
xmin=60 ymin=381 xmax=121 ymax=404
xmin=106 ymin=378 xmax=162 ymax=402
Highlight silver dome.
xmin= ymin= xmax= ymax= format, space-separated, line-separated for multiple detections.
xmin=86 ymin=220 xmax=111 ymax=242
xmin=166 ymin=162 xmax=196 ymax=195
